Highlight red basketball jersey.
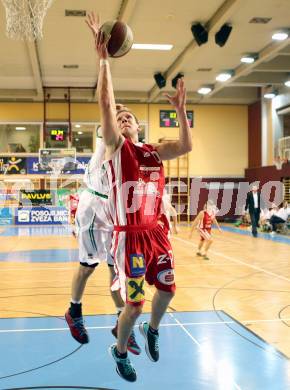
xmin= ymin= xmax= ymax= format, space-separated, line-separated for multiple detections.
xmin=104 ymin=138 xmax=164 ymax=226
xmin=199 ymin=210 xmax=214 ymax=230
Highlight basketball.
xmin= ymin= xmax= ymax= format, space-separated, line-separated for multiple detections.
xmin=100 ymin=20 xmax=133 ymax=58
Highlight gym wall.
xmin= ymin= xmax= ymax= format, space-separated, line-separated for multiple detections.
xmin=0 ymin=102 xmax=248 ymax=177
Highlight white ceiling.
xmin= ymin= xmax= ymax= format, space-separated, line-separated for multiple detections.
xmin=0 ymin=0 xmax=290 ymax=104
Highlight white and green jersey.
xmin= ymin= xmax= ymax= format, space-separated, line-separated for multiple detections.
xmin=84 ymin=141 xmax=109 ymax=197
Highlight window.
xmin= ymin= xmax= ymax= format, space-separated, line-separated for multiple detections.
xmin=138 ymin=122 xmax=148 ymax=143
xmin=0 ymin=124 xmax=40 ymax=153
xmin=71 ymin=124 xmax=95 ymax=153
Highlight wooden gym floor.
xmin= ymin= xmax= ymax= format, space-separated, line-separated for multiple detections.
xmin=0 ymin=224 xmax=289 ymax=356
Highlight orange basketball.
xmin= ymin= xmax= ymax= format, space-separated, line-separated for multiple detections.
xmin=100 ymin=20 xmax=133 ymax=58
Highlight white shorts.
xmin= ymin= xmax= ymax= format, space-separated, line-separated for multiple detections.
xmin=75 ymin=189 xmax=113 ymax=266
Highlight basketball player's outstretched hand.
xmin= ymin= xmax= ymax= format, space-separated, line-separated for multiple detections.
xmin=86 ymin=12 xmax=110 ymax=59
xmin=85 ymin=12 xmax=100 ymax=37
xmin=163 ymin=78 xmax=186 ymax=111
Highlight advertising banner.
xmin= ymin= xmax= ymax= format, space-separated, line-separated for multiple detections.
xmin=0 ymin=156 xmax=27 ymax=174
xmin=26 ymin=156 xmax=90 ymax=174
xmin=19 ymin=190 xmax=55 ymax=206
xmin=16 ymin=207 xmax=69 ymax=225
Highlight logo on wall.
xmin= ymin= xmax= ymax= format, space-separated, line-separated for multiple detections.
xmin=18 ymin=209 xmax=30 ymax=223
xmin=0 ymin=157 xmax=26 ymax=174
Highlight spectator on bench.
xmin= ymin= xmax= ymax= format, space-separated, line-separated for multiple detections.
xmin=260 ymin=204 xmax=277 ymax=232
xmin=269 ymin=201 xmax=290 ymax=232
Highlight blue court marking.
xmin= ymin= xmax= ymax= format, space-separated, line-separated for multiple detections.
xmin=0 ymin=311 xmax=288 ymax=390
xmin=217 ymin=225 xmax=290 ymax=245
xmin=0 ymin=249 xmax=78 ymax=263
xmin=0 ymin=225 xmax=73 ymax=237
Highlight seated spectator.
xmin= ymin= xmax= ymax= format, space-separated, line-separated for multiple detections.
xmin=269 ymin=201 xmax=290 ymax=232
xmin=260 ymin=205 xmax=278 ymax=232
xmin=260 ymin=208 xmax=271 ymax=232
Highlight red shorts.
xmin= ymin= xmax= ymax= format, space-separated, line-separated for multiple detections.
xmin=198 ymin=228 xmax=212 ymax=241
xmin=112 ymin=223 xmax=175 ymax=306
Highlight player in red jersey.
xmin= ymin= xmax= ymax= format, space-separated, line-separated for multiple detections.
xmin=189 ymin=200 xmax=221 ymax=260
xmin=86 ymin=12 xmax=192 ymax=382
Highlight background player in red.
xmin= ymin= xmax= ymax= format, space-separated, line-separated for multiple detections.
xmin=69 ymin=190 xmax=79 ymax=235
xmin=189 ymin=200 xmax=221 ymax=260
xmin=69 ymin=190 xmax=79 ymax=223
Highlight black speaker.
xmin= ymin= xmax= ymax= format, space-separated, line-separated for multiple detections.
xmin=172 ymin=73 xmax=184 ymax=89
xmin=154 ymin=73 xmax=166 ymax=89
xmin=215 ymin=23 xmax=232 ymax=47
xmin=191 ymin=23 xmax=208 ymax=46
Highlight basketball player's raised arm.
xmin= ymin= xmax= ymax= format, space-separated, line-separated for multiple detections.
xmin=155 ymin=78 xmax=192 ymax=160
xmin=86 ymin=13 xmax=121 ymax=154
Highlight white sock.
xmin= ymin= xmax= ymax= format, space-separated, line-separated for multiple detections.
xmin=71 ymin=299 xmax=81 ymax=304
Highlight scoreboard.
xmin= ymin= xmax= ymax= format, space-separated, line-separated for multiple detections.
xmin=46 ymin=125 xmax=68 ymax=142
xmin=160 ymin=110 xmax=194 ymax=128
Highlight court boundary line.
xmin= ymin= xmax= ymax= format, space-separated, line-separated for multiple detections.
xmin=1 ymin=316 xmax=290 ymax=333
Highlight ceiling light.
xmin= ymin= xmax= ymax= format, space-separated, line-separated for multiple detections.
xmin=75 ymin=138 xmax=79 ymax=141
xmin=15 ymin=126 xmax=26 ymax=130
xmin=264 ymin=92 xmax=277 ymax=99
xmin=264 ymin=86 xmax=278 ymax=99
xmin=284 ymin=80 xmax=290 ymax=87
xmin=198 ymin=86 xmax=212 ymax=95
xmin=132 ymin=44 xmax=173 ymax=51
xmin=272 ymin=30 xmax=289 ymax=41
xmin=216 ymin=71 xmax=234 ymax=82
xmin=75 ymin=124 xmax=81 ymax=128
xmin=77 ymin=131 xmax=83 ymax=135
xmin=241 ymin=54 xmax=258 ymax=63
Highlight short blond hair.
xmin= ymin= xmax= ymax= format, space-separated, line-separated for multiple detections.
xmin=116 ymin=107 xmax=139 ymax=125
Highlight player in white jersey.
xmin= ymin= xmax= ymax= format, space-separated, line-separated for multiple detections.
xmin=65 ymin=139 xmax=141 ymax=355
